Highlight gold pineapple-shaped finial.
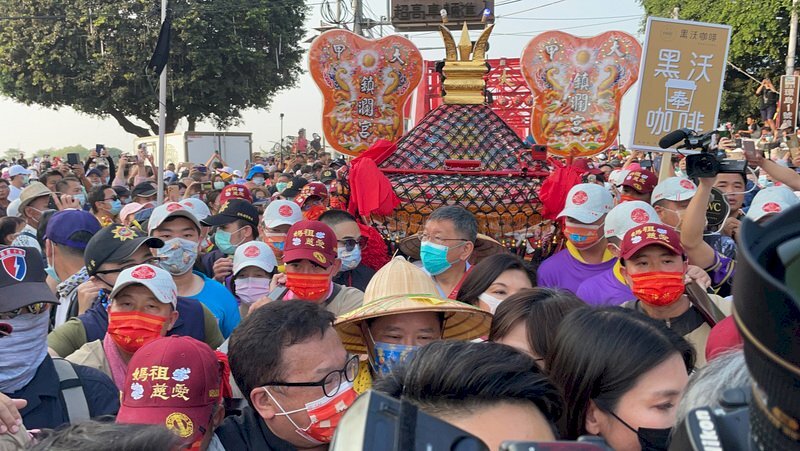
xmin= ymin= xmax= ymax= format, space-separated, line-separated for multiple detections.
xmin=439 ymin=22 xmax=494 ymax=104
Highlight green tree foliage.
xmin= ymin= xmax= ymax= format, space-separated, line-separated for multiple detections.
xmin=0 ymin=0 xmax=308 ymax=136
xmin=640 ymin=0 xmax=794 ymax=128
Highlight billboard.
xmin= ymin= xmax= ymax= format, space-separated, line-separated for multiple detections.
xmin=391 ymin=0 xmax=493 ymax=32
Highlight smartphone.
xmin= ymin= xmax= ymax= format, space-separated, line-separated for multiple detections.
xmin=742 ymin=139 xmax=757 ymax=158
xmin=640 ymin=159 xmax=653 ymax=170
xmin=268 ymin=286 xmax=288 ymax=302
xmin=200 ymin=182 xmax=214 ymax=191
xmin=95 ymin=144 xmax=104 ymax=153
xmin=735 ymin=138 xmax=743 ymax=148
xmin=67 ymin=153 xmax=80 ymax=165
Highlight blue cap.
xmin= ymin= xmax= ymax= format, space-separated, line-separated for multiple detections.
xmin=86 ymin=168 xmax=103 ymax=178
xmin=246 ymin=166 xmax=265 ymax=180
xmin=45 ymin=210 xmax=101 ymax=250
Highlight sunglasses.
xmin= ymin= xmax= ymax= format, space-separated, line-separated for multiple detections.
xmin=338 ymin=236 xmax=368 ymax=252
xmin=0 ymin=302 xmax=48 ymax=320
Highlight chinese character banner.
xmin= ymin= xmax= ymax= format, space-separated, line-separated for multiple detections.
xmin=521 ymin=30 xmax=641 ymax=158
xmin=631 ymin=17 xmax=731 ymax=152
xmin=309 ymin=30 xmax=423 ymax=156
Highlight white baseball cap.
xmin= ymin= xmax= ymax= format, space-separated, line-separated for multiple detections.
xmin=746 ymin=185 xmax=799 ymax=222
xmin=8 ymin=165 xmax=31 ymax=178
xmin=147 ymin=202 xmax=201 ymax=234
xmin=608 ymin=169 xmax=630 ymax=186
xmin=557 ymin=183 xmax=615 ymax=224
xmin=262 ymin=200 xmax=302 ymax=229
xmin=178 ymin=198 xmax=211 ymax=221
xmin=233 ymin=241 xmax=277 ymax=276
xmin=163 ymin=170 xmax=175 ymax=180
xmin=110 ymin=264 xmax=178 ymax=309
xmin=651 ymin=177 xmax=697 ymax=205
xmin=604 ymin=201 xmax=662 ymax=240
xmin=7 ymin=198 xmax=21 ymax=217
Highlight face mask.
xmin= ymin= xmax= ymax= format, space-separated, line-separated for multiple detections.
xmin=264 ymin=234 xmax=286 ymax=260
xmin=303 ymin=205 xmax=326 ymax=221
xmin=758 ymin=175 xmax=774 ymax=188
xmin=285 ymin=272 xmax=331 ymax=300
xmin=74 ymin=193 xmax=87 ymax=206
xmin=372 ymin=340 xmax=418 ymax=376
xmin=214 ymin=227 xmax=244 ymax=255
xmin=213 ymin=181 xmax=225 ymax=190
xmin=263 ymin=379 xmax=357 ymax=444
xmin=658 ymin=207 xmax=685 ymax=232
xmin=234 ymin=277 xmax=271 ymax=304
xmin=478 ymin=292 xmax=504 ymax=313
xmin=338 ymin=244 xmax=361 ymax=271
xmin=275 ymin=182 xmax=288 ymax=192
xmin=0 ymin=312 xmax=50 ymax=393
xmin=199 ymin=235 xmax=213 ymax=251
xmin=21 ymin=176 xmax=30 ymax=185
xmin=564 ymin=222 xmax=603 ymax=250
xmin=157 ymin=237 xmax=199 ymax=275
xmin=91 ymin=181 xmax=102 ymax=187
xmin=108 ymin=199 xmax=122 ymax=216
xmin=107 ymin=310 xmax=168 ymax=354
xmin=606 ymin=409 xmax=672 ymax=451
xmin=420 ymin=241 xmax=464 ymax=276
xmin=252 ymin=177 xmax=265 ymax=186
xmin=618 ymin=194 xmax=638 ymax=203
xmin=629 ymin=271 xmax=685 ymax=307
xmin=190 ymin=194 xmax=201 ymax=200
xmin=45 ymin=265 xmax=61 ymax=284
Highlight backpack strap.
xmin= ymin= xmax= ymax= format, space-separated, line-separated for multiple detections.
xmin=52 ymin=358 xmax=91 ymax=424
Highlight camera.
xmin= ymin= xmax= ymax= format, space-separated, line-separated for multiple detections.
xmin=658 ymin=128 xmax=746 ymax=178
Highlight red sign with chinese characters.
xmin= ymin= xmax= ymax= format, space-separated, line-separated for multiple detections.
xmin=309 ymin=30 xmax=423 ymax=156
xmin=521 ymin=31 xmax=641 ymax=158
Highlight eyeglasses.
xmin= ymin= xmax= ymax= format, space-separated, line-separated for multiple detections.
xmin=93 ymin=257 xmax=161 ymax=276
xmin=262 ymin=355 xmax=359 ymax=398
xmin=417 ymin=232 xmax=468 ymax=247
xmin=0 ymin=302 xmax=48 ymax=320
xmin=338 ymin=236 xmax=368 ymax=252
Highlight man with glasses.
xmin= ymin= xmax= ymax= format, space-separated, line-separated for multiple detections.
xmin=88 ymin=184 xmax=121 ymax=227
xmin=0 ymin=245 xmax=119 ymax=430
xmin=219 ymin=300 xmax=358 ymax=450
xmin=418 ymin=205 xmax=477 ymax=299
xmin=319 ymin=209 xmax=375 ymax=291
xmin=47 ymin=224 xmax=224 ymax=358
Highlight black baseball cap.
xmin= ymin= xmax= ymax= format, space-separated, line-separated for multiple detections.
xmin=0 ymin=246 xmax=58 ymax=312
xmin=281 ymin=176 xmax=308 ymax=198
xmin=320 ymin=169 xmax=337 ymax=183
xmin=84 ymin=224 xmax=164 ymax=276
xmin=131 ymin=181 xmax=157 ymax=198
xmin=113 ymin=185 xmax=131 ymax=198
xmin=201 ymin=199 xmax=259 ymax=227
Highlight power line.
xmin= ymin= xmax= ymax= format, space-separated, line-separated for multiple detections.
xmin=498 ymin=14 xmax=641 ymax=21
xmin=494 ymin=17 xmax=641 ymax=36
xmin=500 ymin=0 xmax=567 ymax=17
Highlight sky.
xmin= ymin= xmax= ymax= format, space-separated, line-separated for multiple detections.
xmin=0 ymin=0 xmax=647 ymax=156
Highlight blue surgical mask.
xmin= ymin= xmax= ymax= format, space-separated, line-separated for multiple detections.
xmin=275 ymin=182 xmax=288 ymax=193
xmin=215 ymin=227 xmax=243 ymax=255
xmin=190 ymin=194 xmax=201 ymax=200
xmin=45 ymin=265 xmax=61 ymax=284
xmin=758 ymin=175 xmax=774 ymax=188
xmin=157 ymin=237 xmax=199 ymax=275
xmin=252 ymin=177 xmax=265 ymax=186
xmin=420 ymin=241 xmax=463 ymax=276
xmin=372 ymin=340 xmax=418 ymax=376
xmin=213 ymin=181 xmax=225 ymax=190
xmin=338 ymin=244 xmax=361 ymax=271
xmin=74 ymin=193 xmax=87 ymax=206
xmin=108 ymin=199 xmax=122 ymax=216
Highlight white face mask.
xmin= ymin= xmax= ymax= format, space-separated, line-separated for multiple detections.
xmin=478 ymin=292 xmax=504 ymax=314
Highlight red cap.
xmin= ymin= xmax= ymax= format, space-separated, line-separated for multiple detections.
xmin=620 ymin=223 xmax=684 ymax=260
xmin=621 ymin=170 xmax=658 ymax=194
xmin=705 ymin=316 xmax=743 ymax=361
xmin=294 ymin=182 xmax=329 ymax=207
xmin=219 ymin=184 xmax=252 ymax=204
xmin=116 ymin=336 xmax=223 ymax=445
xmin=283 ymin=220 xmax=337 ymax=268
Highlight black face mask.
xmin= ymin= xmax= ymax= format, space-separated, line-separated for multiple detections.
xmin=606 ymin=409 xmax=672 ymax=451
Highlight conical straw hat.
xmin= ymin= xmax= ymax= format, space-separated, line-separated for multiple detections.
xmin=362 ymin=257 xmax=438 ymax=305
xmin=335 ymin=257 xmax=491 ymax=354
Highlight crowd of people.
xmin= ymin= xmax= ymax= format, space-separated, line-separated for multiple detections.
xmin=0 ymin=128 xmax=795 ymax=451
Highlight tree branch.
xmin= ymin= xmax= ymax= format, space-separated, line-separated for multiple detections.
xmin=140 ymin=115 xmax=159 ymax=135
xmin=106 ymin=108 xmax=152 ymax=137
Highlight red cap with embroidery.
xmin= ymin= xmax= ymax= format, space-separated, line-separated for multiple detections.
xmin=621 ymin=169 xmax=658 ymax=194
xmin=283 ymin=220 xmax=337 ymax=268
xmin=116 ymin=336 xmax=223 ymax=446
xmin=620 ymin=223 xmax=684 ymax=260
xmin=294 ymin=182 xmax=329 ymax=207
xmin=219 ymin=184 xmax=252 ymax=204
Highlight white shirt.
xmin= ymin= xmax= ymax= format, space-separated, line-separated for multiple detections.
xmin=8 ymin=185 xmax=21 ymax=201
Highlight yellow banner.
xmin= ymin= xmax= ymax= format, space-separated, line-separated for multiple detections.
xmin=630 ymin=17 xmax=731 ymax=152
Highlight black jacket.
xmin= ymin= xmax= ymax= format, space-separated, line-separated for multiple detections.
xmin=215 ymin=406 xmax=297 ymax=451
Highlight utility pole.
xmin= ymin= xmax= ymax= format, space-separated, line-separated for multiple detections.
xmin=279 ymin=113 xmax=285 ymax=168
xmin=156 ymin=0 xmax=167 ymax=205
xmin=788 ymin=0 xmax=798 ymax=75
xmin=354 ymin=0 xmax=364 ymax=35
